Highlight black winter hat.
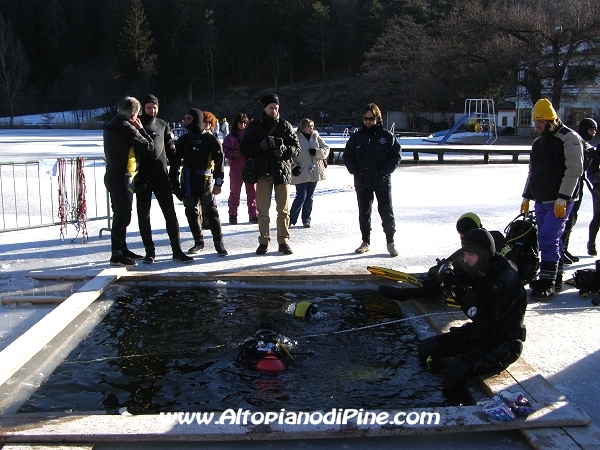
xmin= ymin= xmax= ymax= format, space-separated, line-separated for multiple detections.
xmin=261 ymin=93 xmax=279 ymax=107
xmin=143 ymin=94 xmax=159 ymax=107
xmin=579 ymin=118 xmax=597 ymax=142
xmin=185 ymin=108 xmax=203 ymax=130
xmin=461 ymin=228 xmax=495 ymax=275
xmin=462 ymin=229 xmax=495 ymax=259
xmin=456 ymin=212 xmax=482 ymax=235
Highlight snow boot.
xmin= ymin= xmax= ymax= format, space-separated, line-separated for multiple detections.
xmin=529 ymin=261 xmax=557 ymax=300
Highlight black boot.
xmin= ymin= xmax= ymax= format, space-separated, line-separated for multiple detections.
xmin=143 ymin=249 xmax=155 ymax=264
xmin=529 ymin=261 xmax=557 ymax=300
xmin=555 ymin=260 xmax=563 ymax=292
xmin=214 ymin=235 xmax=228 ymax=256
xmin=563 ymin=250 xmax=579 ymax=263
xmin=588 ymin=241 xmax=597 ymax=256
xmin=188 ymin=236 xmax=205 ymax=254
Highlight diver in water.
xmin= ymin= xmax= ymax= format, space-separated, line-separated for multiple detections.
xmin=237 ymin=303 xmax=317 ymax=373
xmin=237 ymin=322 xmax=295 ymax=374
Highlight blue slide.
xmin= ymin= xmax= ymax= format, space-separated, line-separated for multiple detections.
xmin=437 ymin=113 xmax=476 ymax=145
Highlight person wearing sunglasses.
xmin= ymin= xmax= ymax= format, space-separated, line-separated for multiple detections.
xmin=223 ymin=113 xmax=258 ymax=225
xmin=343 ymin=103 xmax=401 ymax=257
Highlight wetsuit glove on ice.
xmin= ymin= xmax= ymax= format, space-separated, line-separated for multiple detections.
xmin=477 ymin=396 xmax=516 ymax=422
xmin=499 ymin=391 xmax=535 ymax=416
xmin=292 ymin=166 xmax=301 ymax=176
xmin=554 ymin=199 xmax=567 ymax=218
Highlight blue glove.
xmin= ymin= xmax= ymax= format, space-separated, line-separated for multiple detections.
xmin=499 ymin=391 xmax=535 ymax=416
xmin=478 ymin=396 xmax=515 ymax=422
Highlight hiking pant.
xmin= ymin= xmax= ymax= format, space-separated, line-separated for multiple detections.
xmin=356 ymin=188 xmax=395 ymax=244
xmin=256 ymin=175 xmax=290 ymax=245
xmin=535 ymin=202 xmax=574 ymax=264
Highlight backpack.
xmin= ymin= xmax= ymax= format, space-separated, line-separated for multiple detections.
xmin=573 ymin=269 xmax=600 ymax=296
xmin=504 ymin=213 xmax=539 ymax=283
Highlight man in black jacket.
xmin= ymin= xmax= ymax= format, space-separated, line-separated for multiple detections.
xmin=137 ymin=94 xmax=192 ymax=264
xmin=169 ymin=108 xmax=228 ymax=256
xmin=343 ymin=103 xmax=401 ymax=257
xmin=418 ymin=229 xmax=527 ymax=396
xmin=240 ymin=93 xmax=301 ymax=255
xmin=103 ymin=96 xmax=154 ymax=267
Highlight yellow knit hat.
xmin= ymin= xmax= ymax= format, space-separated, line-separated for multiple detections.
xmin=532 ymin=99 xmax=557 ymax=121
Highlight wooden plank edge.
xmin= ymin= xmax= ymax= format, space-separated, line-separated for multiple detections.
xmin=27 ymin=271 xmax=378 ymax=283
xmin=2 ymin=296 xmax=67 ymax=305
xmin=0 ymin=401 xmax=590 ymax=443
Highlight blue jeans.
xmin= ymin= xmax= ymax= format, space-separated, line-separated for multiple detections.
xmin=535 ymin=201 xmax=574 ymax=263
xmin=290 ymin=181 xmax=317 ymax=225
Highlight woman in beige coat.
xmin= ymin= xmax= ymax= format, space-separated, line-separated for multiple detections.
xmin=290 ymin=118 xmax=330 ymax=227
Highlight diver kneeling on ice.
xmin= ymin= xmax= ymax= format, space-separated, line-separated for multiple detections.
xmin=418 ymin=229 xmax=527 ymax=396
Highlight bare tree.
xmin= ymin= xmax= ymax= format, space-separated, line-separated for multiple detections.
xmin=458 ymin=0 xmax=600 ymax=109
xmin=266 ymin=42 xmax=288 ymax=89
xmin=0 ymin=14 xmax=30 ymax=126
xmin=200 ymin=8 xmax=218 ymax=104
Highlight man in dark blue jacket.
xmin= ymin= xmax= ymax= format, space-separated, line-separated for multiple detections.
xmin=343 ymin=103 xmax=401 ymax=256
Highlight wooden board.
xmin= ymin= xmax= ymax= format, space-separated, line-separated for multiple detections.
xmin=0 ymin=402 xmax=590 ymax=443
xmin=2 ymin=296 xmax=67 ymax=305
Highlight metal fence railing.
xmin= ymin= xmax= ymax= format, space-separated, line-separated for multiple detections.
xmin=0 ymin=157 xmax=110 ymax=241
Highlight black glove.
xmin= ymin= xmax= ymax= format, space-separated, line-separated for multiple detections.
xmin=308 ymin=147 xmax=317 ymax=156
xmin=292 ymin=166 xmax=301 ymax=176
xmin=437 ymin=262 xmax=463 ymax=300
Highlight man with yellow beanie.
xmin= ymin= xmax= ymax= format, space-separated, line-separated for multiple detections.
xmin=520 ymin=98 xmax=583 ymax=300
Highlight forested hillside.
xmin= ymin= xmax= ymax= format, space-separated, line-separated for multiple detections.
xmin=0 ymin=0 xmax=597 ymax=125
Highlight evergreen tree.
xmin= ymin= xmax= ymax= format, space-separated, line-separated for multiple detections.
xmin=117 ymin=0 xmax=155 ymax=82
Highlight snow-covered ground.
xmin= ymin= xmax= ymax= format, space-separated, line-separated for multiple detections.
xmin=0 ymin=130 xmax=599 ymax=449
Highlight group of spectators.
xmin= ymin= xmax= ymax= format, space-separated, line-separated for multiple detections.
xmin=102 ymin=93 xmax=338 ymax=264
xmin=102 ymin=92 xmax=599 ymax=400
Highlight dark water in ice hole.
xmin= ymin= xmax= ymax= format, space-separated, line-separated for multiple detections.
xmin=20 ymin=287 xmax=451 ymax=414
